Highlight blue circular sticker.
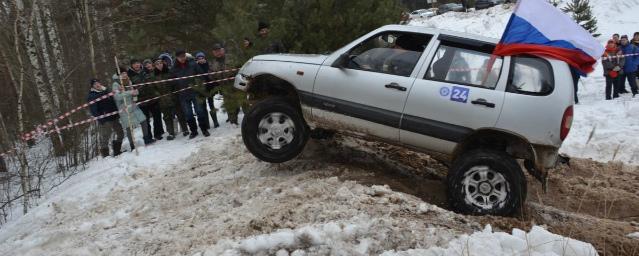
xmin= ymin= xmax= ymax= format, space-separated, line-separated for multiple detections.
xmin=439 ymin=87 xmax=450 ymax=97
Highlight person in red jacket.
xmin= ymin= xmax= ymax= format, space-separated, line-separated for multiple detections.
xmin=602 ymin=40 xmax=625 ymax=100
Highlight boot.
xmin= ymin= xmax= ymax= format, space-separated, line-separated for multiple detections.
xmin=202 ymin=129 xmax=210 ymax=137
xmin=144 ymin=138 xmax=156 ymax=146
xmin=167 ymin=134 xmax=175 ymax=141
xmin=189 ymin=131 xmax=199 ymax=139
xmin=112 ymin=140 xmax=123 ymax=156
xmin=210 ymin=111 xmax=220 ymax=128
xmin=100 ymin=148 xmax=110 ymax=158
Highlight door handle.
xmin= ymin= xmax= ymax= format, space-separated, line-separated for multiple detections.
xmin=385 ymin=82 xmax=407 ymax=91
xmin=471 ymin=98 xmax=496 ymax=108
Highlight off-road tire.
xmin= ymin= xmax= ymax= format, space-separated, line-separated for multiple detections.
xmin=241 ymin=97 xmax=309 ymax=163
xmin=446 ymin=149 xmax=526 ymax=216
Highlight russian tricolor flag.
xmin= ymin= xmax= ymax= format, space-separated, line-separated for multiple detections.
xmin=493 ymin=0 xmax=604 ymax=74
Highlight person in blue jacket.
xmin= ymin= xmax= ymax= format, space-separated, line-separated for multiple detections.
xmin=619 ymin=35 xmax=639 ymax=97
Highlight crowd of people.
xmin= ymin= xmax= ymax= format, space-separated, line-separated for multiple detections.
xmin=88 ymin=21 xmax=286 ymax=158
xmin=601 ymin=33 xmax=639 ymax=100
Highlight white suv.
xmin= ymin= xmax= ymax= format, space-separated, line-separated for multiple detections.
xmin=234 ymin=25 xmax=575 ymax=216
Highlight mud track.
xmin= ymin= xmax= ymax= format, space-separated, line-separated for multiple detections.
xmin=306 ymin=136 xmax=639 ymax=256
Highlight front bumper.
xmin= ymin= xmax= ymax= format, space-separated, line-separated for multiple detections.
xmin=234 ymin=73 xmax=249 ymax=91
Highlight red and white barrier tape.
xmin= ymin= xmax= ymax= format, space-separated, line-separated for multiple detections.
xmin=20 ymin=68 xmax=238 ymax=142
xmin=601 ymin=52 xmax=639 ymax=60
xmin=125 ymin=68 xmax=239 ymax=89
xmin=3 ymin=76 xmax=236 ymax=158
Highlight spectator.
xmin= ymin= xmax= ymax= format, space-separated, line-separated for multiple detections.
xmin=112 ymin=67 xmax=155 ymax=147
xmin=633 ymin=32 xmax=639 ymax=46
xmin=127 ymin=59 xmax=145 ymax=85
xmin=254 ymin=21 xmax=286 ymax=54
xmin=138 ymin=59 xmax=164 ymax=140
xmin=613 ymin=34 xmax=620 ymax=46
xmin=602 ymin=39 xmax=624 ymax=100
xmin=87 ymin=78 xmax=126 ymax=157
xmin=158 ymin=54 xmax=189 ymax=136
xmin=171 ymin=49 xmax=210 ymax=138
xmin=153 ymin=58 xmax=177 ymax=140
xmin=210 ymin=43 xmax=245 ymax=126
xmin=618 ymin=35 xmax=639 ymax=97
xmin=240 ymin=37 xmax=255 ymax=61
xmin=194 ymin=51 xmax=220 ymax=128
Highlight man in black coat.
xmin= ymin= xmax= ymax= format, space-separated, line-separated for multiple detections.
xmin=254 ymin=21 xmax=286 ymax=54
xmin=87 ymin=78 xmax=126 ymax=157
xmin=171 ymin=49 xmax=210 ymax=139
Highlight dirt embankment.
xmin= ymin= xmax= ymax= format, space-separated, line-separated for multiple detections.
xmin=310 ymin=137 xmax=639 ymax=256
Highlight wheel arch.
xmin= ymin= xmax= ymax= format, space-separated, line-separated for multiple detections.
xmin=247 ymin=73 xmax=302 ymax=109
xmin=452 ymin=128 xmax=537 ymax=168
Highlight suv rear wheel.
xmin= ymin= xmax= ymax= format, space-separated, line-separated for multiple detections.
xmin=446 ymin=150 xmax=526 ymax=216
xmin=241 ymin=97 xmax=309 ymax=163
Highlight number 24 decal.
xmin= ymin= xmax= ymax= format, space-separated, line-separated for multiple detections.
xmin=450 ymin=86 xmax=469 ymax=103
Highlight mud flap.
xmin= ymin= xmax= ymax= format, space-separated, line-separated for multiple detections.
xmin=524 ymin=159 xmax=549 ymax=192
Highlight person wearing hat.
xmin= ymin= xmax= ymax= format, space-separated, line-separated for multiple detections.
xmin=87 ymin=78 xmax=126 ymax=157
xmin=127 ymin=59 xmax=146 ymax=85
xmin=138 ymin=58 xmax=165 ymax=141
xmin=170 ymin=49 xmax=211 ymax=138
xmin=619 ymin=35 xmax=639 ymax=96
xmin=153 ymin=58 xmax=178 ymax=140
xmin=602 ymin=39 xmax=625 ymax=100
xmin=158 ymin=52 xmax=189 ymax=136
xmin=253 ymin=21 xmax=286 ymax=55
xmin=192 ymin=50 xmax=221 ymax=128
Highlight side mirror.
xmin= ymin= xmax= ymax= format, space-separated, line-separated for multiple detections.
xmin=331 ymin=53 xmax=350 ymax=68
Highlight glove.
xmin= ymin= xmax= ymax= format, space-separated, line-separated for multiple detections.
xmin=613 ymin=66 xmax=621 ymax=71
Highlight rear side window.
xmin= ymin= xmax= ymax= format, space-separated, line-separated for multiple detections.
xmin=425 ymin=44 xmax=503 ymax=89
xmin=508 ymin=56 xmax=554 ymax=95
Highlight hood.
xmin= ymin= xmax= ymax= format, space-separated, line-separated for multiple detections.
xmin=251 ymin=54 xmax=329 ymax=65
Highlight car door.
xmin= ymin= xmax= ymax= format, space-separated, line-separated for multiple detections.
xmin=310 ymin=31 xmax=434 ymax=142
xmin=400 ymin=35 xmax=508 ymax=154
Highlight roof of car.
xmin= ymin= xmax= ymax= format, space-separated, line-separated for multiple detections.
xmin=379 ymin=24 xmax=500 ymax=44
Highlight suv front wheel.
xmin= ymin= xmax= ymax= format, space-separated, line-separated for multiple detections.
xmin=446 ymin=150 xmax=526 ymax=216
xmin=241 ymin=97 xmax=309 ymax=163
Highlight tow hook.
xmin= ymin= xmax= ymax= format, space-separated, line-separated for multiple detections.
xmin=524 ymin=160 xmax=549 ymax=192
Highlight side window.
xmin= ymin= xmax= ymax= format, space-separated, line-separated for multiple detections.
xmin=345 ymin=32 xmax=432 ymax=77
xmin=508 ymin=56 xmax=554 ymax=95
xmin=425 ymin=44 xmax=503 ymax=89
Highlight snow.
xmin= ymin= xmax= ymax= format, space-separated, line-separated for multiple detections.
xmin=628 ymin=232 xmax=639 ymax=239
xmin=411 ymin=2 xmax=639 ymax=165
xmin=207 ymin=222 xmax=597 ymax=256
xmin=382 ymin=225 xmax=597 ymax=256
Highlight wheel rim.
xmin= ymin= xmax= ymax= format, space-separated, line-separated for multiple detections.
xmin=461 ymin=166 xmax=509 ymax=210
xmin=257 ymin=112 xmax=296 ymax=150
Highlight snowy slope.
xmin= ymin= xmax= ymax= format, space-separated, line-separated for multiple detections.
xmin=411 ymin=2 xmax=639 ymax=165
xmin=0 ymin=127 xmax=597 ymax=256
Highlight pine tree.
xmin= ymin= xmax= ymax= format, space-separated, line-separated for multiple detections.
xmin=562 ymin=0 xmax=600 ymax=37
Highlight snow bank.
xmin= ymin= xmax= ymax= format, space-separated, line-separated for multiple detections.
xmin=204 ymin=222 xmax=597 ymax=256
xmin=382 ymin=225 xmax=597 ymax=256
xmin=411 ymin=2 xmax=639 ymax=165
